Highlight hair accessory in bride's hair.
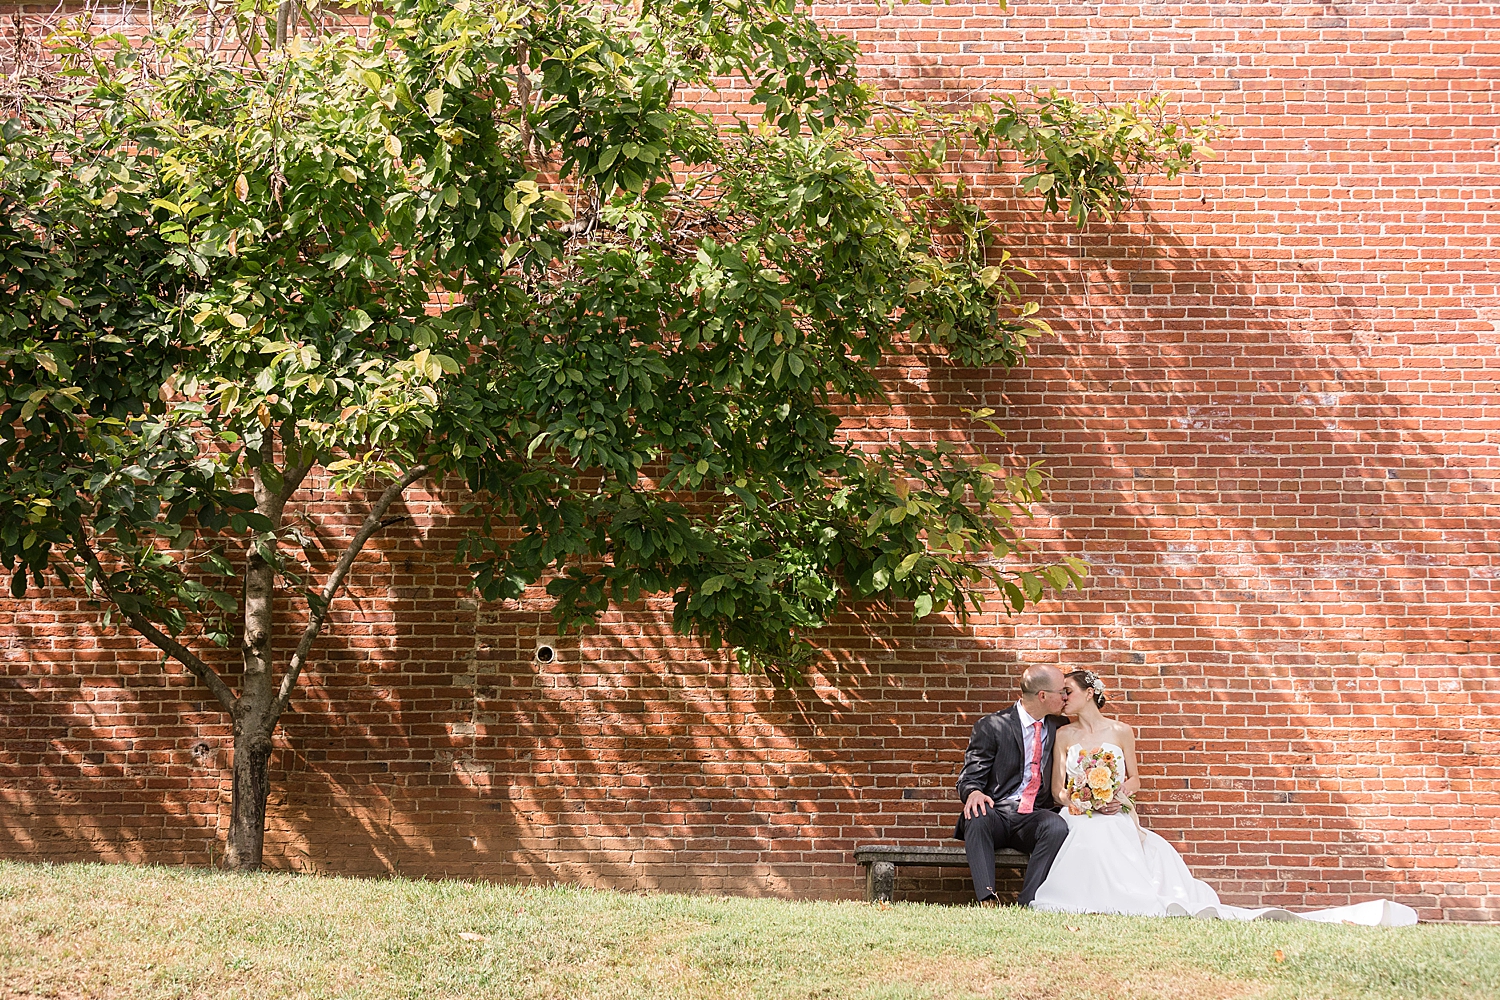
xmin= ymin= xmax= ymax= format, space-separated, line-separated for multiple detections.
xmin=1069 ymin=669 xmax=1107 ymax=707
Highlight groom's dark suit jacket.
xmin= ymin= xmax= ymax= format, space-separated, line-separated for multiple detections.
xmin=953 ymin=705 xmax=1067 ymax=840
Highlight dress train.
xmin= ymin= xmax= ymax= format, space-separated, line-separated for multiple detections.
xmin=1028 ymin=743 xmax=1418 ymax=926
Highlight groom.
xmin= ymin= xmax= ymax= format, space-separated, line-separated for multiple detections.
xmin=953 ymin=664 xmax=1070 ymax=906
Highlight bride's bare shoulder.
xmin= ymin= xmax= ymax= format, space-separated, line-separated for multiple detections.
xmin=1103 ymin=718 xmax=1135 ymax=743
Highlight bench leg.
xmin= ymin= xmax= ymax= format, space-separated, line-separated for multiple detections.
xmin=867 ymin=860 xmax=896 ymax=903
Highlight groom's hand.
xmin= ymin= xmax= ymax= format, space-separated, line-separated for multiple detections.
xmin=963 ymin=790 xmax=995 ymax=819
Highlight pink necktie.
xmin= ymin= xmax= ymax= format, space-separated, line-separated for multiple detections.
xmin=1018 ymin=721 xmax=1044 ymax=814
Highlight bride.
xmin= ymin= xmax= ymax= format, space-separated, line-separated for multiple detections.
xmin=1028 ymin=670 xmax=1417 ymax=926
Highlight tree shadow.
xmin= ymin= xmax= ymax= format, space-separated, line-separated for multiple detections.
xmin=455 ymin=598 xmax=1013 ymax=901
xmin=0 ymin=479 xmax=469 ymax=877
xmin=880 ymin=192 xmax=1498 ymax=918
xmin=769 ymin=25 xmax=1500 ymax=916
xmin=0 ymin=584 xmax=233 ymax=867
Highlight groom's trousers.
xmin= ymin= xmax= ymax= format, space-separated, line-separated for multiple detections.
xmin=960 ymin=803 xmax=1068 ymax=905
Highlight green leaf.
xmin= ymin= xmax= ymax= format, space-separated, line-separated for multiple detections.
xmin=1003 ymin=581 xmax=1026 ymax=612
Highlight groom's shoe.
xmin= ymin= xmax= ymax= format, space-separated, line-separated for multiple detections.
xmin=978 ymin=898 xmax=1000 ymax=909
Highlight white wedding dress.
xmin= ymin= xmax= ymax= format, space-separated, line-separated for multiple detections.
xmin=1028 ymin=743 xmax=1417 ymax=926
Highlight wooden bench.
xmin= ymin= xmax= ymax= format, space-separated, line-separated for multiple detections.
xmin=854 ymin=844 xmax=1029 ymax=903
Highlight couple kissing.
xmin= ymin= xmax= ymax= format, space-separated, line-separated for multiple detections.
xmin=952 ymin=665 xmax=1417 ymax=925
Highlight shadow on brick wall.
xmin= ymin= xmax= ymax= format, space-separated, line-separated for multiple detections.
xmin=897 ymin=202 xmax=1499 ymax=919
xmin=0 ymin=604 xmax=231 ymax=866
xmin=247 ymin=593 xmax=1030 ymax=904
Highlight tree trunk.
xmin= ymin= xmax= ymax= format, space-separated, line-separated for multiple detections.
xmin=224 ymin=726 xmax=273 ymax=870
xmin=225 ymin=465 xmax=294 ymax=870
xmin=213 ymin=458 xmax=414 ymax=870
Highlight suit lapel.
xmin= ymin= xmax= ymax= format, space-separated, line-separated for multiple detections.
xmin=1002 ymin=706 xmax=1027 ymax=794
xmin=1000 ymin=704 xmax=1024 ymax=762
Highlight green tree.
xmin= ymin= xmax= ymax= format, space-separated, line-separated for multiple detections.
xmin=0 ymin=0 xmax=1211 ymax=869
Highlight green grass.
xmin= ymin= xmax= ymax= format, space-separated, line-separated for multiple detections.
xmin=0 ymin=861 xmax=1495 ymax=1000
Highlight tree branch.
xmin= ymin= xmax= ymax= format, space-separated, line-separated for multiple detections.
xmin=280 ymin=456 xmax=316 ymax=503
xmin=515 ymin=43 xmax=532 ymax=165
xmin=68 ymin=527 xmax=239 ymax=715
xmin=270 ymin=463 xmax=430 ymax=719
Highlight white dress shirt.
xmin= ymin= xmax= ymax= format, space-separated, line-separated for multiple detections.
xmin=1002 ymin=701 xmax=1048 ymax=805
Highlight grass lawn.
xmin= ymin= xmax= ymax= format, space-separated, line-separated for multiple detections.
xmin=0 ymin=861 xmax=1495 ymax=1000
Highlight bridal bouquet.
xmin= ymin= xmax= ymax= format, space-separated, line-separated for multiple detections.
xmin=1068 ymin=747 xmax=1131 ymax=816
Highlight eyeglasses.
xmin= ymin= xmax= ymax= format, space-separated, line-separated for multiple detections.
xmin=1033 ymin=688 xmax=1062 ymax=696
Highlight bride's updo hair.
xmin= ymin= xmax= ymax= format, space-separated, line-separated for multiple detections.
xmin=1065 ymin=670 xmax=1108 ymax=709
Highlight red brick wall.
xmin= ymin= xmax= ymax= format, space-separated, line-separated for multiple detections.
xmin=2 ymin=3 xmax=1498 ymax=922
